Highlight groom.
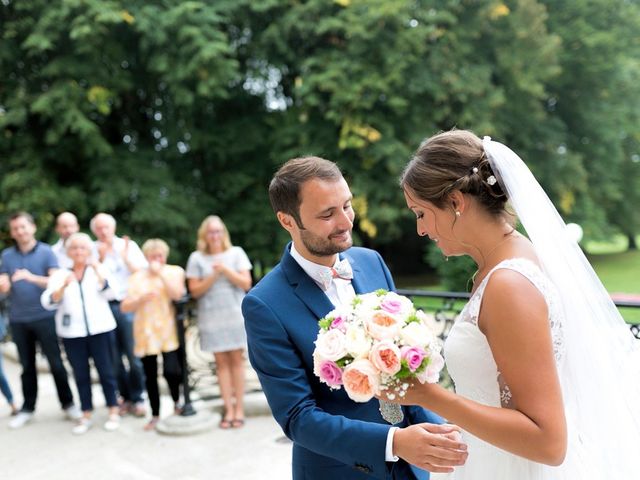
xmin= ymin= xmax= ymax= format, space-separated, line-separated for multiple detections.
xmin=242 ymin=156 xmax=467 ymax=479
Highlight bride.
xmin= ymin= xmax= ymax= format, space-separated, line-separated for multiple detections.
xmin=395 ymin=129 xmax=640 ymax=479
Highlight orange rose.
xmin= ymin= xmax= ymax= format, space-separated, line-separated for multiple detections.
xmin=342 ymin=359 xmax=380 ymax=402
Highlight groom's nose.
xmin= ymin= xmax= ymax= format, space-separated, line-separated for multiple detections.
xmin=336 ymin=208 xmax=354 ymax=230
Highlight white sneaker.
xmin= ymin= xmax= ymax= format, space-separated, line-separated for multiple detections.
xmin=71 ymin=417 xmax=92 ymax=435
xmin=64 ymin=404 xmax=83 ymax=421
xmin=8 ymin=412 xmax=33 ymax=429
xmin=103 ymin=414 xmax=120 ymax=432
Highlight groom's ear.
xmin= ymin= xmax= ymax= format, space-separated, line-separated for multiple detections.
xmin=277 ymin=211 xmax=295 ymax=233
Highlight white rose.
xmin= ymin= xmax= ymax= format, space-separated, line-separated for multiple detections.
xmin=352 ymin=292 xmax=381 ymax=315
xmin=344 ymin=324 xmax=372 ymax=359
xmin=315 ymin=329 xmax=348 ymax=361
xmin=312 ymin=350 xmax=326 ymax=378
xmin=416 ymin=310 xmax=444 ymax=336
xmin=400 ymin=321 xmax=435 ymax=347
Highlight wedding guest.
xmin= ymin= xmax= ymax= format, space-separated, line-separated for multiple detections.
xmin=91 ymin=213 xmax=147 ymax=416
xmin=41 ymin=232 xmax=120 ymax=434
xmin=121 ymin=239 xmax=186 ymax=431
xmin=186 ymin=216 xmax=252 ymax=429
xmin=0 ymin=304 xmax=19 ymax=416
xmin=51 ymin=212 xmax=80 ymax=269
xmin=0 ymin=211 xmax=80 ymax=429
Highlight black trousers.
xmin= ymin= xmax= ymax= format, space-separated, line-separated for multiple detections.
xmin=11 ymin=317 xmax=74 ymax=412
xmin=141 ymin=349 xmax=182 ymax=417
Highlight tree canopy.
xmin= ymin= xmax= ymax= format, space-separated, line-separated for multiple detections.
xmin=1 ymin=0 xmax=639 ymax=285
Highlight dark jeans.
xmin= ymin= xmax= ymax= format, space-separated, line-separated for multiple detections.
xmin=109 ymin=302 xmax=145 ymax=403
xmin=11 ymin=317 xmax=75 ymax=412
xmin=63 ymin=331 xmax=118 ymax=412
xmin=141 ymin=350 xmax=182 ymax=417
xmin=0 ymin=350 xmax=14 ymax=404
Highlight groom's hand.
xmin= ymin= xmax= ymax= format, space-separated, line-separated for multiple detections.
xmin=393 ymin=423 xmax=468 ymax=473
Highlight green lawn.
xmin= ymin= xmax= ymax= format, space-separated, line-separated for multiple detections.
xmin=587 ymin=250 xmax=640 ymax=294
xmin=588 ymin=250 xmax=640 ymax=323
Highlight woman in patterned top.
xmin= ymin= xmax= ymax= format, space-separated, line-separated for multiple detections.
xmin=121 ymin=239 xmax=186 ymax=431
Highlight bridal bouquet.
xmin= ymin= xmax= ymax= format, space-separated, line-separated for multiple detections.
xmin=313 ymin=290 xmax=444 ymax=403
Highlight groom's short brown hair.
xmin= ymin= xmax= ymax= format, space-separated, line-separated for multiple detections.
xmin=269 ymin=156 xmax=343 ymax=229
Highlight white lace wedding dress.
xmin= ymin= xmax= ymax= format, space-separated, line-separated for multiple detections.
xmin=443 ymin=257 xmax=589 ymax=480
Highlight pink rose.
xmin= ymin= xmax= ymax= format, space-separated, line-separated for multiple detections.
xmin=380 ymin=297 xmax=403 ymax=314
xmin=317 ymin=360 xmax=343 ymax=389
xmin=379 ymin=292 xmax=413 ymax=316
xmin=417 ymin=352 xmax=445 ymax=384
xmin=401 ymin=345 xmax=427 ymax=372
xmin=342 ymin=359 xmax=381 ymax=402
xmin=369 ymin=341 xmax=402 ymax=375
xmin=330 ymin=315 xmax=347 ymax=333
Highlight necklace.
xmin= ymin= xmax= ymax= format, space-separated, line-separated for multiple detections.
xmin=471 ymin=229 xmax=517 ymax=288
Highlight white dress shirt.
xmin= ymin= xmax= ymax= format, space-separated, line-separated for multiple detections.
xmin=289 ymin=244 xmax=355 ymax=307
xmin=51 ymin=238 xmax=73 ymax=270
xmin=94 ymin=236 xmax=147 ymax=300
xmin=289 ymin=243 xmax=399 ymax=462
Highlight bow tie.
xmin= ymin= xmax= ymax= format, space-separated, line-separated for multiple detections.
xmin=318 ymin=258 xmax=353 ymax=291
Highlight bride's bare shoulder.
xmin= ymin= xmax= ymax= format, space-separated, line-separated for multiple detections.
xmin=478 ymin=266 xmax=548 ymax=332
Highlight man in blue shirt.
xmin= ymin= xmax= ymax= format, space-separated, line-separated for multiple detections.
xmin=0 ymin=211 xmax=80 ymax=428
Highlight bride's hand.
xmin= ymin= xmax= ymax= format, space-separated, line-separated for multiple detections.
xmin=394 ymin=423 xmax=468 ymax=473
xmin=377 ymin=380 xmax=438 ymax=408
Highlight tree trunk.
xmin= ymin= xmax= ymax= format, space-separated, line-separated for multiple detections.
xmin=628 ymin=234 xmax=637 ymax=250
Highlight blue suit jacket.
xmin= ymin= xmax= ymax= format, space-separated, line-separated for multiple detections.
xmin=242 ymin=244 xmax=441 ymax=480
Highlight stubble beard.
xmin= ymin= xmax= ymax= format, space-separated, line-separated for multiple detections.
xmin=300 ymin=229 xmax=353 ymax=257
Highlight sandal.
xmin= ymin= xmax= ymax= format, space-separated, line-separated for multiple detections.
xmin=219 ymin=418 xmax=233 ymax=429
xmin=231 ymin=418 xmax=245 ymax=429
xmin=144 ymin=417 xmax=160 ymax=431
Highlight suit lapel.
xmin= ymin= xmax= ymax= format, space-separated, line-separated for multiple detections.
xmin=280 ymin=244 xmax=334 ymax=319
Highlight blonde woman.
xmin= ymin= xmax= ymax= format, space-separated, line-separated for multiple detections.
xmin=121 ymin=239 xmax=186 ymax=431
xmin=186 ymin=216 xmax=252 ymax=429
xmin=41 ymin=233 xmax=120 ymax=435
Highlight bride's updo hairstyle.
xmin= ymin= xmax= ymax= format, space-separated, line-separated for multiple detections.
xmin=401 ymin=129 xmax=510 ymax=220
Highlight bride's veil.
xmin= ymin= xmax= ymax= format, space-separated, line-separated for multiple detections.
xmin=483 ymin=136 xmax=640 ymax=477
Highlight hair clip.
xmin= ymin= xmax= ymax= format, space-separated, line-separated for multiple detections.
xmin=487 ymin=175 xmax=497 ymax=186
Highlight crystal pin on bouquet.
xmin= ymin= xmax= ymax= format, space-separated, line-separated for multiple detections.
xmin=313 ymin=290 xmax=444 ymax=423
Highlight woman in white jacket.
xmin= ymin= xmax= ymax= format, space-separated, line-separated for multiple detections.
xmin=41 ymin=232 xmax=120 ymax=434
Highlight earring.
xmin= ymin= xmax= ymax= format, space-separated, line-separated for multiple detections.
xmin=445 ymin=256 xmax=449 ymax=262
xmin=455 ymin=211 xmax=461 ymax=217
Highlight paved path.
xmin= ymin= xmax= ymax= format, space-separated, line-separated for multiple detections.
xmin=0 ymin=346 xmax=452 ymax=480
xmin=0 ymin=348 xmax=292 ymax=480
